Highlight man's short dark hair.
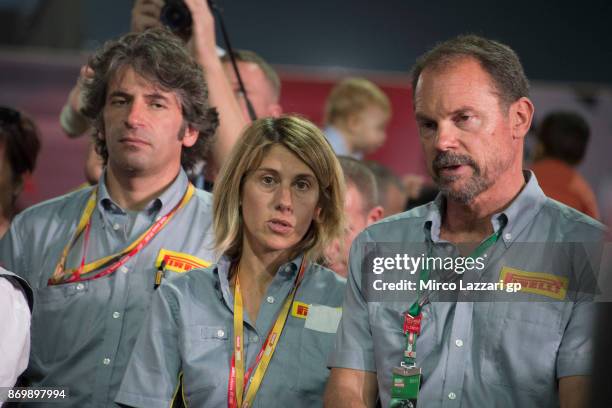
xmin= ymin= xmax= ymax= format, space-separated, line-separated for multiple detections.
xmin=411 ymin=34 xmax=529 ymax=110
xmin=363 ymin=160 xmax=405 ymax=209
xmin=82 ymin=28 xmax=219 ymax=173
xmin=537 ymin=111 xmax=590 ymax=166
xmin=221 ymin=49 xmax=281 ymax=100
xmin=0 ymin=108 xmax=41 ymax=184
xmin=338 ymin=156 xmax=378 ymax=212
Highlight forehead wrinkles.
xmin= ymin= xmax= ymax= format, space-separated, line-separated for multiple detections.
xmin=108 ymin=65 xmax=182 ymax=107
xmin=415 ymin=62 xmax=499 ymax=117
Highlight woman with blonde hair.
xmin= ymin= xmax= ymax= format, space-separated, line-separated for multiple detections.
xmin=117 ymin=115 xmax=347 ymax=407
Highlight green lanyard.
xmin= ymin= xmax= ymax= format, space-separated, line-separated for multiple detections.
xmin=402 ymin=229 xmax=503 ymax=366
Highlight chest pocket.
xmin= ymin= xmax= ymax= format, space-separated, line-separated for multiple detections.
xmin=480 ymin=301 xmax=568 ymax=394
xmin=31 ymin=281 xmax=94 ymax=364
xmin=297 ymin=305 xmax=342 ymax=395
xmin=183 ymin=325 xmax=229 ymax=395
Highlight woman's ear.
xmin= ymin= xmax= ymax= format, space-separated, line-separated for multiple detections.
xmin=314 ymin=206 xmax=322 ymax=222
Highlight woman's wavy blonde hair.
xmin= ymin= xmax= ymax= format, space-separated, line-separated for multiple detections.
xmin=213 ymin=115 xmax=345 ymax=263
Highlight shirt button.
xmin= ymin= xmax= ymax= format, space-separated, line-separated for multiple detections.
xmin=112 ymin=223 xmax=121 ymax=231
xmin=217 ymin=329 xmax=225 ymax=338
xmin=448 ymin=392 xmax=456 ymax=400
xmin=119 ymin=266 xmax=129 ymax=274
xmin=103 ymin=358 xmax=111 ymax=365
xmin=251 ymin=335 xmax=259 ymax=343
xmin=455 ymin=339 xmax=464 ymax=347
xmin=504 ymin=232 xmax=512 ymax=240
xmin=266 ymin=296 xmax=275 ymax=304
xmin=76 ymin=283 xmax=85 ymax=291
xmin=112 ymin=312 xmax=121 ymax=319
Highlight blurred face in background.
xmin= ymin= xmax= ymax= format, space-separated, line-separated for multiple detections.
xmin=223 ymin=61 xmax=282 ymax=120
xmin=325 ymin=182 xmax=382 ymax=277
xmin=349 ymin=105 xmax=389 ymax=154
xmin=0 ymin=142 xmax=15 ymax=216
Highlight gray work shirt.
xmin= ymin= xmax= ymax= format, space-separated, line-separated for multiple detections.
xmin=115 ymin=256 xmax=346 ymax=408
xmin=0 ymin=170 xmax=216 ymax=407
xmin=329 ymin=171 xmax=605 ymax=407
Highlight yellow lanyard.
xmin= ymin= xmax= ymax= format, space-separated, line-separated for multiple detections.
xmin=49 ymin=184 xmax=195 ymax=285
xmin=230 ymin=259 xmax=306 ymax=408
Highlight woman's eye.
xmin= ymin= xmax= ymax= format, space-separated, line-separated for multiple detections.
xmin=294 ymin=180 xmax=311 ymax=191
xmin=261 ymin=175 xmax=276 ymax=185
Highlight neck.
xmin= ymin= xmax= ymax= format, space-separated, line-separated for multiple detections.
xmin=442 ymin=171 xmax=525 ymax=239
xmin=235 ymin=243 xmax=289 ymax=292
xmin=104 ymin=164 xmax=180 ymax=211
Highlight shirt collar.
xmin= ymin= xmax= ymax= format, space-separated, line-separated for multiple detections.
xmin=214 ymin=254 xmax=303 ymax=306
xmin=97 ymin=169 xmax=190 ymax=217
xmin=424 ymin=170 xmax=546 ymax=246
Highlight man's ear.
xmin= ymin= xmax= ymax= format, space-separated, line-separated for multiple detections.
xmin=268 ymin=103 xmax=283 ymax=118
xmin=181 ymin=125 xmax=199 ymax=147
xmin=366 ymin=206 xmax=384 ymax=225
xmin=510 ymin=97 xmax=534 ymax=140
xmin=12 ymin=176 xmax=24 ymax=198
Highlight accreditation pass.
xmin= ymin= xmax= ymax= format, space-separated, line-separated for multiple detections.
xmin=1 ymin=387 xmax=70 ymax=402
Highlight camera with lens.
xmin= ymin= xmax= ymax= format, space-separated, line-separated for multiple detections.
xmin=160 ymin=0 xmax=216 ymax=40
xmin=160 ymin=0 xmax=193 ymax=40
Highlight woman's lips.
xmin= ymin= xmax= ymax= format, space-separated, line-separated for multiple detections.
xmin=267 ymin=219 xmax=293 ymax=234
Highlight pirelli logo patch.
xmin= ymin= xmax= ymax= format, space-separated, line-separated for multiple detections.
xmin=291 ymin=301 xmax=310 ymax=319
xmin=155 ymin=249 xmax=211 ymax=273
xmin=500 ymin=266 xmax=568 ymax=300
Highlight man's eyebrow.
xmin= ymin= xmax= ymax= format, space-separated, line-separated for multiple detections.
xmin=108 ymin=91 xmax=130 ymax=99
xmin=450 ymin=106 xmax=475 ymax=115
xmin=414 ymin=112 xmax=434 ymax=122
xmin=145 ymin=92 xmax=171 ymax=101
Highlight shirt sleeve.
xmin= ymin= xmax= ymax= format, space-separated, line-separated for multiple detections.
xmin=0 ymin=276 xmax=31 ymax=388
xmin=556 ymin=300 xmax=595 ymax=378
xmin=556 ymin=241 xmax=600 ymax=378
xmin=328 ymin=230 xmax=377 ymax=372
xmin=115 ymin=283 xmax=183 ymax=408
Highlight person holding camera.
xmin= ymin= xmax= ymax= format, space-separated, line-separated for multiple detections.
xmin=60 ymin=0 xmax=282 ymax=186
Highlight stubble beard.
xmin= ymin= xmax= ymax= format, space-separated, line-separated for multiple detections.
xmin=433 ymin=151 xmax=493 ymax=205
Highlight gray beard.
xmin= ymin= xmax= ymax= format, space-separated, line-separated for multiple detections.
xmin=438 ymin=172 xmax=493 ymax=204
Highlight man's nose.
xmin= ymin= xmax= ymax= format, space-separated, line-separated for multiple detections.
xmin=125 ymin=100 xmax=146 ymax=128
xmin=434 ymin=122 xmax=460 ymax=151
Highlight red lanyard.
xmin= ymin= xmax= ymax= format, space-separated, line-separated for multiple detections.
xmin=49 ymin=184 xmax=194 ymax=285
xmin=227 ymin=259 xmax=307 ymax=408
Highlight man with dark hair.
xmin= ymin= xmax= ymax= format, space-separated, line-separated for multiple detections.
xmin=364 ymin=160 xmax=408 ymax=216
xmin=325 ymin=34 xmax=604 ymax=407
xmin=60 ymin=0 xmax=282 ymax=185
xmin=0 ymin=107 xmax=41 ymax=238
xmin=531 ymin=111 xmax=599 ymax=219
xmin=325 ymin=156 xmax=383 ymax=277
xmin=0 ymin=28 xmax=219 ymax=406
